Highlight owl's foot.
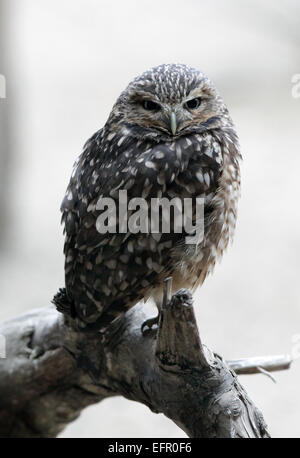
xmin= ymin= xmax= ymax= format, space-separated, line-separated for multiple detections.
xmin=141 ymin=314 xmax=160 ymax=334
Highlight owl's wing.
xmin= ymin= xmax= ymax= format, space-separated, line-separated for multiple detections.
xmin=61 ymin=129 xmax=223 ymax=326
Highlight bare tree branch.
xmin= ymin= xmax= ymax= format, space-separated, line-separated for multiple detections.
xmin=0 ymin=283 xmax=290 ymax=438
xmin=228 ymin=355 xmax=292 ymax=375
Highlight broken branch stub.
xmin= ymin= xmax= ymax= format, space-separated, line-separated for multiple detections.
xmin=155 ymin=281 xmax=210 ymax=370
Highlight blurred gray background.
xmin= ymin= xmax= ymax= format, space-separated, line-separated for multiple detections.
xmin=0 ymin=0 xmax=299 ymax=438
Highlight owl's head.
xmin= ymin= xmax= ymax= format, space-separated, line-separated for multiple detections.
xmin=109 ymin=64 xmax=231 ymax=141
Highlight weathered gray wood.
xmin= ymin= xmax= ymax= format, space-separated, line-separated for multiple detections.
xmin=228 ymin=355 xmax=292 ymax=375
xmin=0 ymin=285 xmax=287 ymax=438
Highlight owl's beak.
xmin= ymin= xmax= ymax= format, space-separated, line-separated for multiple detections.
xmin=170 ymin=112 xmax=177 ymax=135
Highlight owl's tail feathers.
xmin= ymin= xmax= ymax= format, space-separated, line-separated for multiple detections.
xmin=52 ymin=288 xmax=110 ymax=332
xmin=52 ymin=288 xmax=127 ymax=333
xmin=52 ymin=288 xmax=77 ymax=319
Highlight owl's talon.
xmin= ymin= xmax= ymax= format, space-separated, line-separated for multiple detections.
xmin=141 ymin=315 xmax=160 ymax=334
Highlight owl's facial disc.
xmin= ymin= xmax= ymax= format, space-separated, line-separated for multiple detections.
xmin=125 ymin=88 xmax=217 ymax=137
xmin=113 ymin=64 xmax=229 ymax=140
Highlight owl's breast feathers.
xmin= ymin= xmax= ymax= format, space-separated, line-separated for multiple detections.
xmin=61 ymin=127 xmax=241 ymax=327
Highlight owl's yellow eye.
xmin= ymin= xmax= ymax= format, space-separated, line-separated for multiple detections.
xmin=184 ymin=97 xmax=202 ymax=110
xmin=142 ymin=100 xmax=160 ymax=111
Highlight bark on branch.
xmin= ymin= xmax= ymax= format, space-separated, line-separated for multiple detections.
xmin=0 ymin=283 xmax=291 ymax=438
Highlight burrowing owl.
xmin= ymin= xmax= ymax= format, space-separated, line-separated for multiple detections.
xmin=56 ymin=64 xmax=241 ymax=330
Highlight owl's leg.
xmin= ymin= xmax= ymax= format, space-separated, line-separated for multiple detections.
xmin=141 ymin=288 xmax=163 ymax=334
xmin=141 ymin=276 xmax=175 ymax=334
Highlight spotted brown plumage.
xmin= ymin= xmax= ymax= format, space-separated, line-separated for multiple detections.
xmin=58 ymin=64 xmax=241 ymax=330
